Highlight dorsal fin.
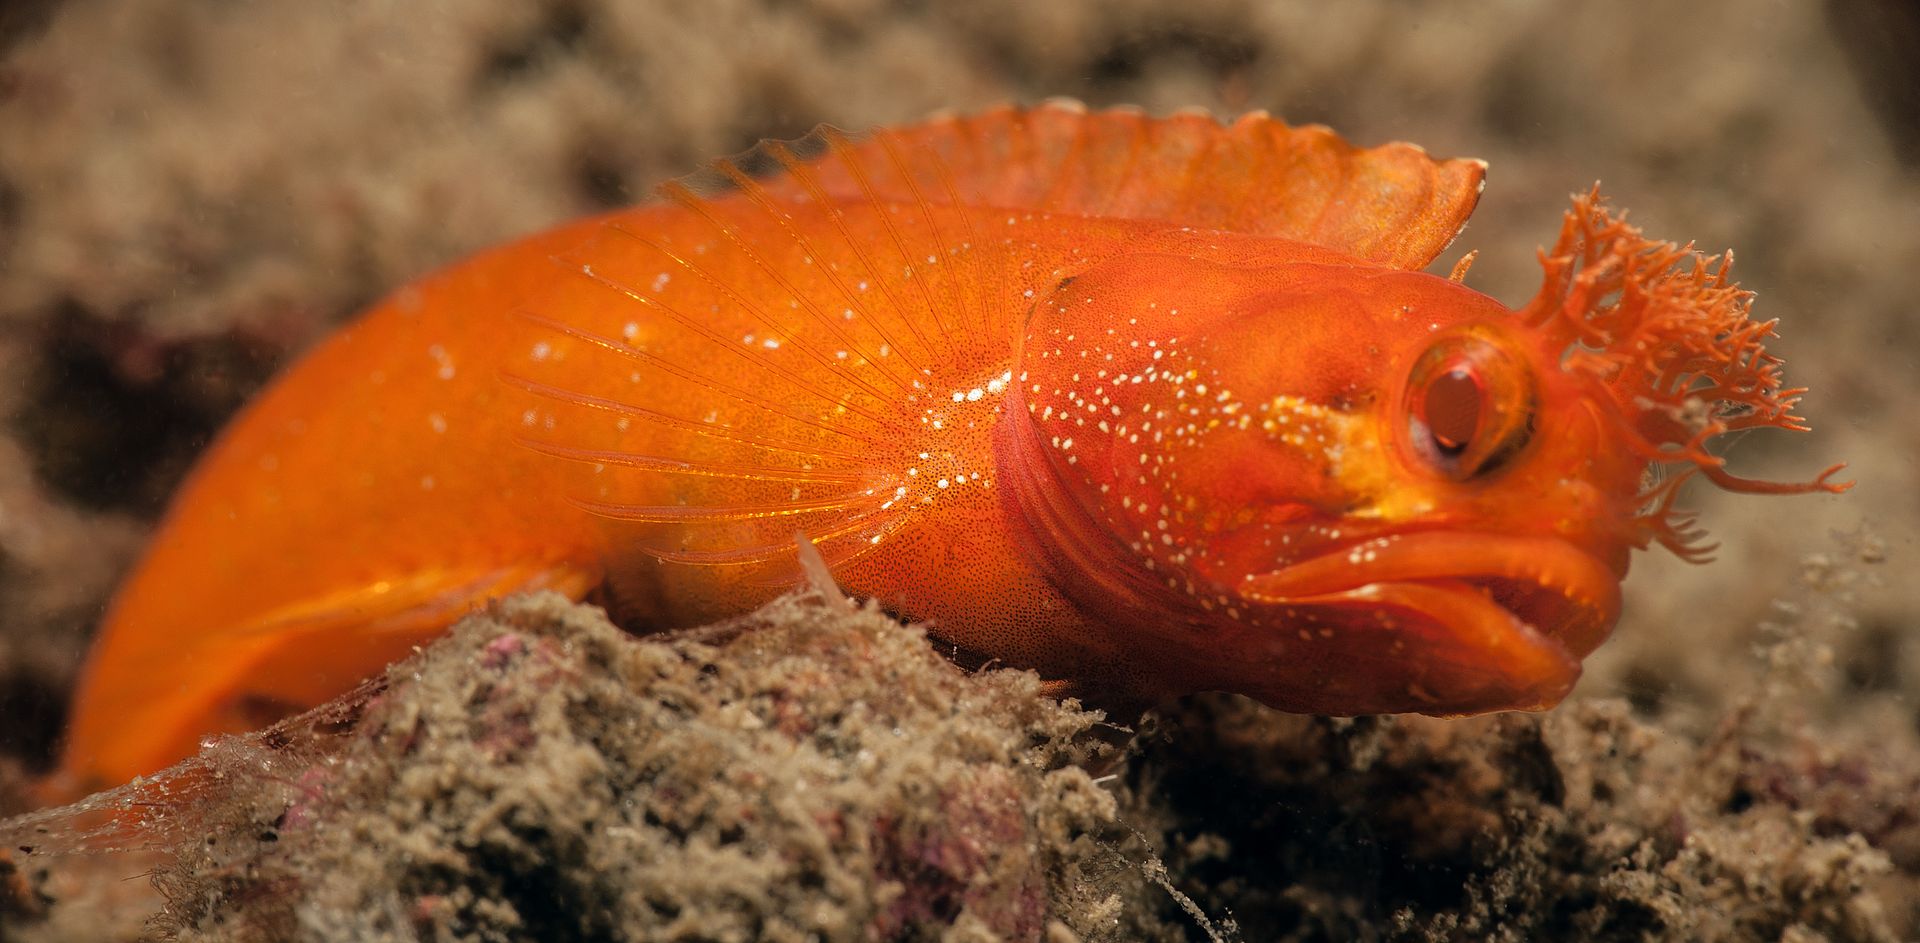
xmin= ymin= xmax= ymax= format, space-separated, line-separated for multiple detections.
xmin=676 ymin=100 xmax=1488 ymax=271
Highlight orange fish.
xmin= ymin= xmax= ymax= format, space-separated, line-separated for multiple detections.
xmin=52 ymin=102 xmax=1846 ymax=796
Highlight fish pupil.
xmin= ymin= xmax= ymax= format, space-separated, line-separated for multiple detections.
xmin=1423 ymin=366 xmax=1483 ymax=456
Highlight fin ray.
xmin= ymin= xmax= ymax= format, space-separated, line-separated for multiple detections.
xmin=586 ymin=224 xmax=911 ymax=433
xmin=708 ymin=102 xmax=1485 ymax=270
xmin=569 ymin=489 xmax=882 ymax=524
xmin=514 ymin=309 xmax=898 ymax=447
xmin=819 ymin=129 xmax=957 ymax=357
xmin=516 ymin=438 xmax=862 ymax=485
xmin=505 ymin=374 xmax=871 ymax=464
xmin=762 ymin=139 xmax=944 ymax=361
xmin=698 ymin=159 xmax=928 ymax=385
xmin=654 ymin=180 xmax=921 ymax=406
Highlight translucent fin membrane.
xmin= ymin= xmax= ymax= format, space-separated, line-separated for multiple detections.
xmin=677 ymin=99 xmax=1489 ymax=271
xmin=1521 ymin=188 xmax=1850 ymax=559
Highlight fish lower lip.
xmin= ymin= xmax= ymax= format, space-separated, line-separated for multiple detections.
xmin=1238 ymin=533 xmax=1623 ymax=713
xmin=1240 ymin=532 xmax=1621 ymax=658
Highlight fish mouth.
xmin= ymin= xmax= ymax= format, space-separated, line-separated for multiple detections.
xmin=1240 ymin=532 xmax=1622 ymax=714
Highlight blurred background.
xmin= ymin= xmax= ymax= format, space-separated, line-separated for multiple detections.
xmin=0 ymin=0 xmax=1911 ymax=788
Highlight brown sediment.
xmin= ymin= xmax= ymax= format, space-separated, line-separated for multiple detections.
xmin=4 ymin=548 xmax=1911 ymax=941
xmin=7 ymin=591 xmax=1150 ymax=942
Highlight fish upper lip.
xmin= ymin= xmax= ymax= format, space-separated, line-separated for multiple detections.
xmin=1241 ymin=531 xmax=1620 ymax=647
xmin=1239 ymin=530 xmax=1623 ymax=712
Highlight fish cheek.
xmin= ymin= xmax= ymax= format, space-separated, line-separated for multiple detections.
xmin=1207 ymin=434 xmax=1349 ymax=518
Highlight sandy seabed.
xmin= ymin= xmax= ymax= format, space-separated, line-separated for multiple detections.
xmin=1 ymin=1 xmax=1916 ymax=940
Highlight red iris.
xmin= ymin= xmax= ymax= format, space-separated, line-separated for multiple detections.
xmin=1405 ymin=332 xmax=1535 ymax=480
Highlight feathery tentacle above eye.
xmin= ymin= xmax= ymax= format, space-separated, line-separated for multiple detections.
xmin=1519 ymin=187 xmax=1851 ymax=557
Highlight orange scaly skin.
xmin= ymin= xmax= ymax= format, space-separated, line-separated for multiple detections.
xmin=54 ymin=104 xmax=1846 ymax=797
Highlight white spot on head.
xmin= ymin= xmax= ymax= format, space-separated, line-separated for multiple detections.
xmin=428 ymin=344 xmax=455 ymax=380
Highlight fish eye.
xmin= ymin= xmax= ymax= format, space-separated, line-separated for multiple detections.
xmin=1404 ymin=332 xmax=1536 ymax=480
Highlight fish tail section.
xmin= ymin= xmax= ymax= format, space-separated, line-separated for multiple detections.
xmin=57 ymin=560 xmax=600 ymax=793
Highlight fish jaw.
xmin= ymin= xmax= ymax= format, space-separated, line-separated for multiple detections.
xmin=1237 ymin=531 xmax=1621 ymax=715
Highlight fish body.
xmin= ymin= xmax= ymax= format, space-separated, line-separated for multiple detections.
xmin=54 ymin=104 xmax=1843 ymax=794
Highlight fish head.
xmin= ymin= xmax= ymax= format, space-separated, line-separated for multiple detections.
xmin=1010 ymin=195 xmax=1846 ymax=716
